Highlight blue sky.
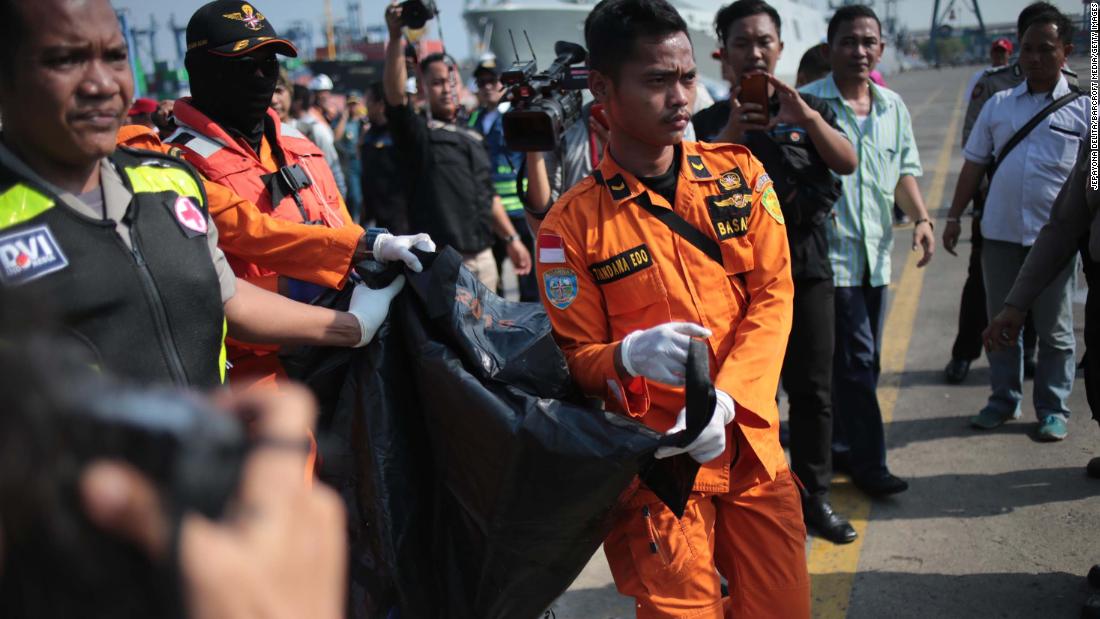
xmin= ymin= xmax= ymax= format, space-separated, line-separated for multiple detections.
xmin=111 ymin=0 xmax=1089 ymax=66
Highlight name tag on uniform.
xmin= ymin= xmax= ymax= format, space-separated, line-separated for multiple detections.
xmin=589 ymin=244 xmax=653 ymax=284
xmin=0 ymin=224 xmax=69 ymax=286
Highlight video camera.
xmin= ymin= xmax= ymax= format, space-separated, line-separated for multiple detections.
xmin=502 ymin=40 xmax=589 ymax=152
xmin=399 ymin=0 xmax=438 ymax=29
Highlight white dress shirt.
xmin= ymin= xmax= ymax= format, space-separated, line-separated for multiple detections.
xmin=963 ymin=74 xmax=1089 ymax=246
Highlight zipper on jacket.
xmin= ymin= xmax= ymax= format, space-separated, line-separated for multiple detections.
xmin=126 ymin=223 xmax=190 ymax=386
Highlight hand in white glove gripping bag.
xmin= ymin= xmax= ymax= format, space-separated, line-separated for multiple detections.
xmin=348 ymin=275 xmax=406 ymax=347
xmin=654 ymin=390 xmax=736 ymax=463
xmin=373 ymin=233 xmax=436 ymax=272
xmin=619 ymin=322 xmax=713 ymax=386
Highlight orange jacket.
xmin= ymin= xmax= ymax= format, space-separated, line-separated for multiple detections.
xmin=116 ymin=124 xmax=362 ymax=290
xmin=164 ymin=99 xmax=362 ymax=291
xmin=535 ymin=141 xmax=793 ymax=494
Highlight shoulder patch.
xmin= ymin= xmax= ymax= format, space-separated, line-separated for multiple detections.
xmin=605 ymin=174 xmax=631 ymax=200
xmin=762 ymin=187 xmax=784 ymax=224
xmin=588 ymin=244 xmax=653 ymax=284
xmin=717 ymin=168 xmax=748 ymax=193
xmin=543 ymin=267 xmax=579 ymax=309
xmin=754 ymin=173 xmax=772 ymax=193
xmin=686 ymin=155 xmax=711 ymax=179
xmin=0 ymin=224 xmax=69 ymax=286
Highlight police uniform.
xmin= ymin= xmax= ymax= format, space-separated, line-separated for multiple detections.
xmin=0 ymin=142 xmax=233 ymax=388
xmin=949 ymin=62 xmax=1076 ymax=366
xmin=535 ymin=141 xmax=809 ymax=619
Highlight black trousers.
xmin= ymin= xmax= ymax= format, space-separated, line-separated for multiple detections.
xmin=783 ymin=277 xmax=835 ymax=495
xmin=1081 ymin=242 xmax=1099 ymax=422
xmin=951 ymin=210 xmax=1037 ymax=360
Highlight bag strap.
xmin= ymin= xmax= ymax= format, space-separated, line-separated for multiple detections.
xmin=592 ymin=170 xmax=723 ymax=266
xmin=988 ymin=90 xmax=1082 ymax=182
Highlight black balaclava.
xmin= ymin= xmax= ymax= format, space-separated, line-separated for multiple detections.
xmin=186 ymin=51 xmax=278 ymax=151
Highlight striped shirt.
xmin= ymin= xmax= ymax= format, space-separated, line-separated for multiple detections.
xmin=800 ymin=75 xmax=923 ymax=287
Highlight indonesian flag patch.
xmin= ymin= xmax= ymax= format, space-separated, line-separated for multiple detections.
xmin=538 ymin=232 xmax=566 ymax=264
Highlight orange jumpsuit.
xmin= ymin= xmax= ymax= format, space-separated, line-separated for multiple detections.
xmin=535 ymin=140 xmax=809 ymax=619
xmin=117 ymin=123 xmax=364 ymax=388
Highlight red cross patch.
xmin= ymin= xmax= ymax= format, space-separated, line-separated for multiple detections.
xmin=173 ymin=197 xmax=208 ymax=237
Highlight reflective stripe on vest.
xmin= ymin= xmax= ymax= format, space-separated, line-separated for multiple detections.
xmin=0 ymin=183 xmax=55 ymax=230
xmin=124 ymin=166 xmax=204 ymax=201
xmin=166 ymin=127 xmax=224 ymax=159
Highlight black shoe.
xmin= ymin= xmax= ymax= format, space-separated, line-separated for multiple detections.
xmin=1024 ymin=356 xmax=1037 ymax=379
xmin=944 ymin=358 xmax=971 ymax=384
xmin=1088 ymin=458 xmax=1100 ymax=480
xmin=853 ymin=473 xmax=909 ymax=497
xmin=802 ymin=494 xmax=858 ymax=544
xmin=1088 ymin=564 xmax=1100 ymax=588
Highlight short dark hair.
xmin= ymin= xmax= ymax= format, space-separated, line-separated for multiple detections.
xmin=827 ymin=4 xmax=881 ymax=44
xmin=797 ymin=43 xmax=830 ymax=81
xmin=291 ymin=83 xmax=313 ymax=109
xmin=419 ymin=52 xmax=450 ymax=75
xmin=1017 ymin=2 xmax=1058 ymax=39
xmin=585 ymin=0 xmax=690 ymax=79
xmin=1021 ymin=7 xmax=1074 ymax=44
xmin=715 ymin=0 xmax=781 ymax=47
xmin=0 ymin=0 xmax=26 ymax=81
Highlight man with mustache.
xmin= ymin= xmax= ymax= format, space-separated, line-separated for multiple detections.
xmin=382 ymin=3 xmax=531 ymax=292
xmin=800 ymin=4 xmax=935 ymax=497
xmin=0 ymin=0 xmax=407 ymax=390
xmin=534 ymin=0 xmax=809 ymax=615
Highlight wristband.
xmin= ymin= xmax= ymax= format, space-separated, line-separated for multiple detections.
xmin=914 ymin=218 xmax=934 ymax=230
xmin=502 ymin=233 xmax=519 ymax=243
xmin=945 ymin=217 xmax=962 ymax=224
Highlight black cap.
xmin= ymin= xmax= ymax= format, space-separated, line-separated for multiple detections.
xmin=186 ymin=1 xmax=297 ymax=58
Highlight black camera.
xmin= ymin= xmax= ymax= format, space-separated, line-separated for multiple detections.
xmin=0 ymin=342 xmax=247 ymax=618
xmin=502 ymin=41 xmax=588 ymax=152
xmin=399 ymin=0 xmax=438 ymax=29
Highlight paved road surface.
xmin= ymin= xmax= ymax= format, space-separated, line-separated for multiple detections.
xmin=547 ymin=62 xmax=1100 ymax=619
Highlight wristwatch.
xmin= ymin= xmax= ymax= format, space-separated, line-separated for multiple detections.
xmin=363 ymin=227 xmax=388 ymax=260
xmin=503 ymin=233 xmax=519 ymax=243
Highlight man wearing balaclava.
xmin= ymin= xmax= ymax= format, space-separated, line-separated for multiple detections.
xmin=168 ymin=1 xmax=432 ymax=388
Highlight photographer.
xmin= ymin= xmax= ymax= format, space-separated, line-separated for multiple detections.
xmin=693 ymin=0 xmax=858 ymax=544
xmin=0 ymin=0 xmax=416 ymax=390
xmin=383 ymin=2 xmax=530 ymax=291
xmin=0 ymin=333 xmax=346 ymax=618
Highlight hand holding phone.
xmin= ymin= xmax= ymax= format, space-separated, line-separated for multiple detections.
xmin=737 ymin=72 xmax=770 ymax=125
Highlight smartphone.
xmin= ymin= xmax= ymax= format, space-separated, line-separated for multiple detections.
xmin=738 ymin=72 xmax=769 ymax=124
xmin=590 ymin=103 xmax=610 ymax=130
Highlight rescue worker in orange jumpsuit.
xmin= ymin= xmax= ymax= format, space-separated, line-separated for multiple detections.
xmin=162 ymin=0 xmax=396 ymax=387
xmin=534 ymin=0 xmax=809 ymax=616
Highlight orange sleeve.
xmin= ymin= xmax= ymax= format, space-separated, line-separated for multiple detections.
xmin=713 ymin=156 xmax=794 ymax=417
xmin=535 ymin=205 xmax=651 ymax=416
xmin=117 ymin=124 xmax=165 ymax=151
xmin=202 ymin=179 xmax=363 ymax=289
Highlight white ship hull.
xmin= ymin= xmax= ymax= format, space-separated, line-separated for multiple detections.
xmin=463 ymin=0 xmax=828 ymax=86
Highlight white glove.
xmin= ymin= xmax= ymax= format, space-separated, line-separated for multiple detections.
xmin=654 ymin=390 xmax=736 ymax=463
xmin=374 ymin=233 xmax=436 ymax=272
xmin=619 ymin=322 xmax=712 ymax=386
xmin=348 ymin=275 xmax=405 ymax=347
